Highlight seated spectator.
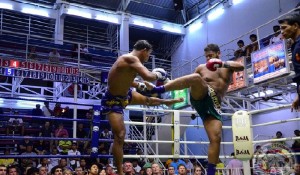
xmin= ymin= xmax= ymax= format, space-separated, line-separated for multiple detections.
xmin=38 ymin=166 xmax=49 ymax=175
xmin=101 ymin=128 xmax=113 ymax=139
xmin=123 ymin=162 xmax=134 ymax=175
xmin=34 ymin=140 xmax=49 ymax=155
xmin=75 ymin=167 xmax=85 ymax=175
xmin=193 ymin=166 xmax=202 ymax=175
xmin=79 ymin=159 xmax=88 ymax=173
xmin=21 ymin=145 xmax=38 ymax=167
xmin=42 ymin=101 xmax=53 ymax=117
xmin=87 ymin=163 xmax=100 ymax=175
xmin=177 ymin=164 xmax=187 ymax=175
xmin=291 ymin=163 xmax=300 ymax=175
xmin=18 ymin=136 xmax=34 ymax=154
xmin=132 ymin=160 xmax=141 ymax=173
xmin=170 ymin=158 xmax=186 ymax=174
xmin=0 ymin=165 xmax=7 ymax=175
xmin=39 ymin=121 xmax=53 ymax=151
xmin=269 ymin=25 xmax=283 ymax=45
xmin=86 ymin=108 xmax=93 ymax=119
xmin=6 ymin=110 xmax=24 ymax=136
xmin=58 ymin=134 xmax=72 ymax=155
xmin=152 ymin=163 xmax=162 ymax=175
xmin=49 ymin=49 xmax=61 ymax=63
xmin=246 ymin=34 xmax=259 ymax=57
xmin=105 ymin=166 xmax=116 ymax=175
xmin=184 ymin=158 xmax=193 ymax=174
xmin=8 ymin=166 xmax=20 ymax=175
xmin=50 ymin=166 xmax=63 ymax=175
xmin=28 ymin=46 xmax=38 ymax=61
xmin=81 ymin=45 xmax=92 ymax=61
xmin=49 ymin=148 xmax=60 ymax=171
xmin=32 ymin=104 xmax=43 ymax=116
xmin=59 ymin=158 xmax=73 ymax=171
xmin=0 ymin=149 xmax=16 ymax=166
xmin=77 ymin=123 xmax=88 ymax=151
xmin=234 ymin=40 xmax=246 ymax=58
xmin=67 ymin=142 xmax=81 ymax=170
xmin=168 ymin=166 xmax=175 ymax=175
xmin=37 ymin=158 xmax=50 ymax=169
xmin=55 ymin=123 xmax=69 ymax=138
xmin=273 ymin=131 xmax=285 ymax=145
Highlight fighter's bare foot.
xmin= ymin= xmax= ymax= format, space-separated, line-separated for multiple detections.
xmin=164 ymin=97 xmax=184 ymax=106
xmin=144 ymin=81 xmax=155 ymax=91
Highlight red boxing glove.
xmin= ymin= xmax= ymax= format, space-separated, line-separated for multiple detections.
xmin=206 ymin=58 xmax=223 ymax=71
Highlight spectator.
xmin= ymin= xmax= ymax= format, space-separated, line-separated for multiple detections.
xmin=132 ymin=159 xmax=141 ymax=173
xmin=34 ymin=140 xmax=49 ymax=155
xmin=28 ymin=46 xmax=38 ymax=61
xmin=291 ymin=163 xmax=300 ymax=175
xmin=75 ymin=167 xmax=84 ymax=175
xmin=123 ymin=162 xmax=134 ymax=175
xmin=39 ymin=121 xmax=53 ymax=151
xmin=86 ymin=108 xmax=94 ymax=119
xmin=151 ymin=163 xmax=162 ymax=175
xmin=71 ymin=44 xmax=81 ymax=59
xmin=42 ymin=102 xmax=53 ymax=117
xmin=61 ymin=106 xmax=72 ymax=118
xmin=170 ymin=159 xmax=186 ymax=174
xmin=145 ymin=167 xmax=152 ymax=175
xmin=183 ymin=159 xmax=193 ymax=174
xmin=59 ymin=158 xmax=73 ymax=171
xmin=193 ymin=166 xmax=202 ymax=175
xmin=49 ymin=148 xmax=60 ymax=171
xmin=67 ymin=142 xmax=81 ymax=170
xmin=21 ymin=145 xmax=38 ymax=168
xmin=55 ymin=123 xmax=69 ymax=138
xmin=88 ymin=163 xmax=100 ymax=175
xmin=215 ymin=159 xmax=225 ymax=175
xmin=79 ymin=159 xmax=88 ymax=173
xmin=143 ymin=156 xmax=156 ymax=169
xmin=8 ymin=165 xmax=20 ymax=175
xmin=234 ymin=40 xmax=246 ymax=58
xmin=254 ymin=145 xmax=263 ymax=154
xmin=0 ymin=165 xmax=7 ymax=175
xmin=50 ymin=166 xmax=63 ymax=175
xmin=273 ymin=131 xmax=285 ymax=145
xmin=53 ymin=103 xmax=63 ymax=117
xmin=58 ymin=134 xmax=72 ymax=155
xmin=292 ymin=130 xmax=300 ymax=163
xmin=168 ymin=166 xmax=175 ymax=175
xmin=0 ymin=149 xmax=15 ymax=166
xmin=49 ymin=49 xmax=61 ymax=63
xmin=38 ymin=166 xmax=49 ymax=175
xmin=100 ymin=128 xmax=113 ymax=139
xmin=105 ymin=166 xmax=115 ymax=175
xmin=77 ymin=123 xmax=88 ymax=151
xmin=81 ymin=45 xmax=92 ymax=61
xmin=269 ymin=25 xmax=283 ymax=45
xmin=19 ymin=137 xmax=34 ymax=154
xmin=178 ymin=164 xmax=187 ymax=175
xmin=7 ymin=110 xmax=24 ymax=136
xmin=63 ymin=169 xmax=73 ymax=175
xmin=246 ymin=34 xmax=259 ymax=57
xmin=99 ymin=169 xmax=106 ymax=175
xmin=37 ymin=158 xmax=50 ymax=169
xmin=32 ymin=104 xmax=43 ymax=116
xmin=226 ymin=153 xmax=243 ymax=175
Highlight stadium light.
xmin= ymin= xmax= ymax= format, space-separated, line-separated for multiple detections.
xmin=67 ymin=9 xmax=92 ymax=19
xmin=21 ymin=7 xmax=49 ymax=17
xmin=0 ymin=3 xmax=13 ymax=10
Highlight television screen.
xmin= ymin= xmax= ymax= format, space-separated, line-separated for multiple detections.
xmin=251 ymin=40 xmax=290 ymax=84
xmin=171 ymin=88 xmax=190 ymax=109
xmin=228 ymin=57 xmax=248 ymax=92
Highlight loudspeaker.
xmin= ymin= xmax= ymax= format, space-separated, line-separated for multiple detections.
xmin=173 ymin=0 xmax=183 ymax=11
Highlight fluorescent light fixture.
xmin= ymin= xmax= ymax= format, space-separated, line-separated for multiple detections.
xmin=162 ymin=26 xmax=182 ymax=34
xmin=232 ymin=0 xmax=243 ymax=5
xmin=207 ymin=7 xmax=224 ymax=21
xmin=95 ymin=14 xmax=119 ymax=24
xmin=21 ymin=7 xmax=49 ymax=17
xmin=253 ymin=90 xmax=274 ymax=98
xmin=188 ymin=21 xmax=203 ymax=33
xmin=132 ymin=20 xmax=154 ymax=28
xmin=0 ymin=3 xmax=13 ymax=10
xmin=67 ymin=9 xmax=92 ymax=19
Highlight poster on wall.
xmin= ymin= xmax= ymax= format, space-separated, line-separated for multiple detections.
xmin=228 ymin=57 xmax=248 ymax=92
xmin=251 ymin=40 xmax=290 ymax=84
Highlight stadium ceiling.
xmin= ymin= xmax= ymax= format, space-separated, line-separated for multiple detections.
xmin=13 ymin=0 xmax=223 ymax=24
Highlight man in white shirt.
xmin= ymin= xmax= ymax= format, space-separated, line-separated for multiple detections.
xmin=42 ymin=102 xmax=52 ymax=117
xmin=132 ymin=159 xmax=141 ymax=173
xmin=269 ymin=25 xmax=283 ymax=45
xmin=67 ymin=142 xmax=81 ymax=170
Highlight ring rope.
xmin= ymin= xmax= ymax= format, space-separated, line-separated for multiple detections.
xmin=251 ymin=117 xmax=300 ymax=127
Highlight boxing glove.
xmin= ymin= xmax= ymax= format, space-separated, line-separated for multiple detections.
xmin=152 ymin=68 xmax=167 ymax=81
xmin=206 ymin=58 xmax=223 ymax=71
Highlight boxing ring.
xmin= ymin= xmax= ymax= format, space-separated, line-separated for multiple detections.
xmin=0 ymin=96 xmax=299 ymax=175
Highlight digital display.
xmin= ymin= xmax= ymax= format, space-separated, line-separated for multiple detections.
xmin=251 ymin=40 xmax=290 ymax=84
xmin=228 ymin=57 xmax=248 ymax=92
xmin=171 ymin=88 xmax=190 ymax=109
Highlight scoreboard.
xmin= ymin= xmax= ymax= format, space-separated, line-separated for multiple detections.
xmin=0 ymin=59 xmax=90 ymax=84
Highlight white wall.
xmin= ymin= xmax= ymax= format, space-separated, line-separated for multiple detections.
xmin=181 ymin=0 xmax=299 ymax=158
xmin=172 ymin=0 xmax=298 ymax=78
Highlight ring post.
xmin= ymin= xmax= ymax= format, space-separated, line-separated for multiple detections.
xmin=91 ymin=105 xmax=101 ymax=158
xmin=173 ymin=110 xmax=180 ymax=158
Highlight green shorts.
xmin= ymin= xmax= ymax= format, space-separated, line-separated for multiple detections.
xmin=190 ymin=85 xmax=222 ymax=121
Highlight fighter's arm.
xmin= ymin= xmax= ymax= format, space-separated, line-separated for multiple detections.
xmin=206 ymin=59 xmax=244 ymax=72
xmin=125 ymin=55 xmax=158 ymax=81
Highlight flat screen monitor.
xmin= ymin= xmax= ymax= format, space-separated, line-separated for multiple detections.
xmin=251 ymin=40 xmax=290 ymax=84
xmin=228 ymin=56 xmax=248 ymax=92
xmin=171 ymin=88 xmax=190 ymax=109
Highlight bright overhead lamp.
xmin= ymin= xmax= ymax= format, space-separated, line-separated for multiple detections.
xmin=232 ymin=0 xmax=243 ymax=5
xmin=132 ymin=20 xmax=154 ymax=28
xmin=162 ymin=26 xmax=182 ymax=34
xmin=188 ymin=21 xmax=203 ymax=33
xmin=207 ymin=7 xmax=224 ymax=21
xmin=0 ymin=3 xmax=13 ymax=10
xmin=21 ymin=7 xmax=49 ymax=17
xmin=67 ymin=9 xmax=92 ymax=19
xmin=95 ymin=14 xmax=119 ymax=24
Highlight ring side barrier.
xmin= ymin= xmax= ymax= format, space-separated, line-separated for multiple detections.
xmin=248 ymin=104 xmax=291 ymax=115
xmin=0 ymin=96 xmax=94 ymax=106
xmin=0 ymin=114 xmax=92 ymax=122
xmin=253 ymin=136 xmax=300 ymax=144
xmin=251 ymin=117 xmax=300 ymax=127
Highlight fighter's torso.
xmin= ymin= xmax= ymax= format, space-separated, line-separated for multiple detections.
xmin=107 ymin=56 xmax=137 ymax=96
xmin=197 ymin=64 xmax=232 ymax=99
